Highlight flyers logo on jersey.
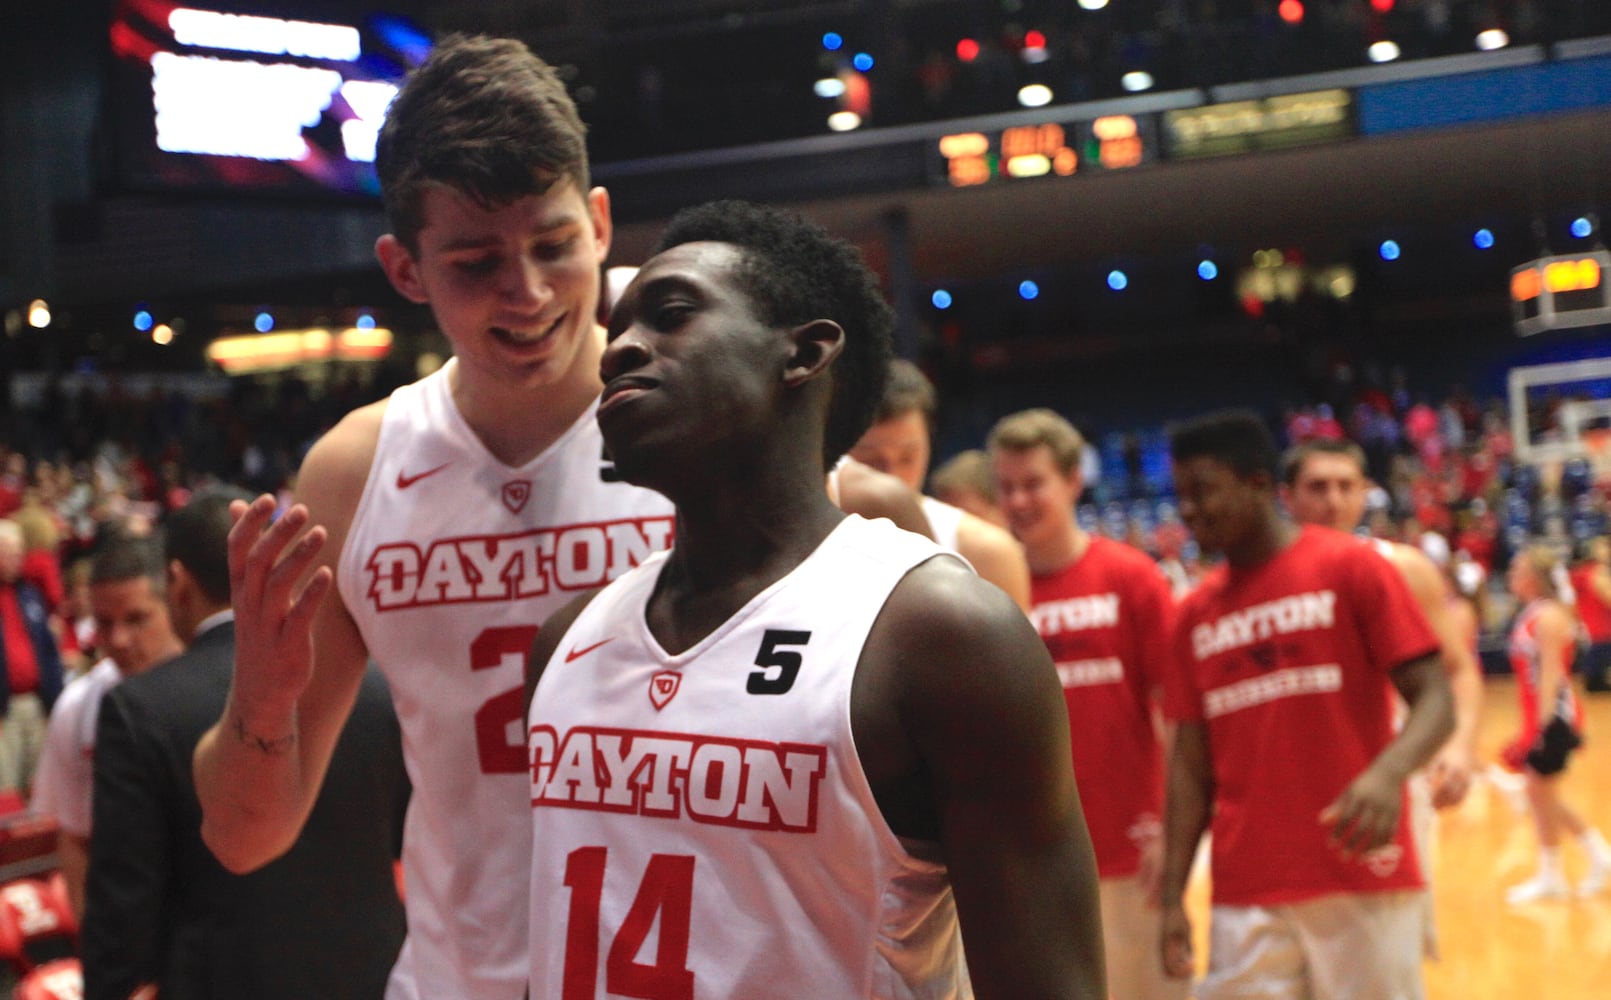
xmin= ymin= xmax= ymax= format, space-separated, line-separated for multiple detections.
xmin=502 ymin=480 xmax=532 ymax=514
xmin=649 ymin=670 xmax=681 ymax=710
xmin=530 ymin=725 xmax=827 ymax=833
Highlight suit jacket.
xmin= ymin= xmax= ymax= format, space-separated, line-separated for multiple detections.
xmin=82 ymin=622 xmax=410 ymax=1000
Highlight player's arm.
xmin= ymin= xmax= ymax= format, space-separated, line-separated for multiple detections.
xmin=953 ymin=512 xmax=1033 ymax=612
xmin=31 ymin=705 xmax=84 ymax=916
xmin=1321 ymin=651 xmax=1453 ymax=857
xmin=1158 ymin=719 xmax=1211 ymax=980
xmin=833 ymin=460 xmax=935 ymax=539
xmin=194 ymin=405 xmax=382 ymax=872
xmin=1391 ymin=545 xmax=1483 ymax=807
xmin=82 ymin=690 xmax=166 ymax=1000
xmin=869 ymin=558 xmax=1104 ymax=999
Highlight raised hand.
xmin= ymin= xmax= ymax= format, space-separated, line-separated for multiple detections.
xmin=225 ymin=495 xmax=332 ymax=740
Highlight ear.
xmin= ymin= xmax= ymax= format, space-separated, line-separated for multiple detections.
xmin=165 ymin=558 xmax=191 ymax=612
xmin=375 ymin=234 xmax=430 ymax=305
xmin=586 ymin=186 xmax=614 ymax=265
xmin=782 ymin=319 xmax=845 ymax=388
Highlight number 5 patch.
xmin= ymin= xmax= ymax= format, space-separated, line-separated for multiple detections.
xmin=747 ymin=630 xmax=811 ymax=695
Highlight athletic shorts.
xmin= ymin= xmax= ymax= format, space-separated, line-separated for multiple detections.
xmin=1199 ymin=891 xmax=1425 ymax=1000
xmin=1503 ymin=717 xmax=1583 ymax=777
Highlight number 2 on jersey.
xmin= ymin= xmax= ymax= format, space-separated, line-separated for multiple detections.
xmin=471 ymin=625 xmax=538 ymax=774
xmin=563 ymin=847 xmax=696 ymax=1000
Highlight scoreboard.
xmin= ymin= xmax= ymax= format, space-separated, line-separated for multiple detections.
xmin=1512 ymin=251 xmax=1611 ymax=336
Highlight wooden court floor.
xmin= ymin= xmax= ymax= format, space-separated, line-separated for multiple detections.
xmin=1183 ymin=676 xmax=1611 ymax=999
xmin=1420 ymin=677 xmax=1611 ymax=1000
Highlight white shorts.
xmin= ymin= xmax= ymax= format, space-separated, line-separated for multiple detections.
xmin=1407 ymin=770 xmax=1438 ymax=959
xmin=1199 ymin=891 xmax=1425 ymax=1000
xmin=1098 ymin=875 xmax=1190 ymax=1000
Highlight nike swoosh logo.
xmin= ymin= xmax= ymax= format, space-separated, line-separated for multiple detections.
xmin=565 ymin=638 xmax=615 ymax=663
xmin=396 ymin=462 xmax=451 ymax=489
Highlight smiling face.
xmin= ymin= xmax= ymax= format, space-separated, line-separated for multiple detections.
xmin=377 ymin=179 xmax=612 ymax=399
xmin=991 ymin=444 xmax=1081 ymax=554
xmin=1174 ymin=454 xmax=1269 ymax=559
xmin=597 ymin=241 xmax=794 ymax=487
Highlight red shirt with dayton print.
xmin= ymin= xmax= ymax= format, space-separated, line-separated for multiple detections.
xmin=1165 ymin=525 xmax=1439 ymax=906
xmin=1030 ymin=535 xmax=1174 ymax=880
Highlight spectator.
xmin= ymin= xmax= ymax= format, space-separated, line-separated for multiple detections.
xmin=82 ymin=491 xmax=409 ymax=999
xmin=31 ymin=533 xmax=180 ymax=917
xmin=0 ymin=518 xmax=67 ymax=796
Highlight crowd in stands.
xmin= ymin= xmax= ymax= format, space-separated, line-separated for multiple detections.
xmin=3 ymin=366 xmax=1604 ymax=654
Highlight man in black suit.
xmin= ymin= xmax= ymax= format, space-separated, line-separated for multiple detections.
xmin=83 ymin=491 xmax=411 ymax=1000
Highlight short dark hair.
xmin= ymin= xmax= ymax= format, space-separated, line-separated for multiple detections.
xmin=376 ymin=34 xmax=590 ymax=252
xmin=90 ymin=534 xmax=165 ymax=593
xmin=1281 ymin=438 xmax=1367 ymax=486
xmin=1169 ymin=409 xmax=1280 ymax=480
xmin=874 ymin=359 xmax=937 ymax=426
xmin=653 ymin=201 xmax=894 ymax=466
xmin=164 ymin=488 xmax=253 ymax=605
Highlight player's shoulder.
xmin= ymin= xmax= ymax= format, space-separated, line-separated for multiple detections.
xmin=1093 ymin=534 xmax=1165 ymax=575
xmin=1175 ymin=562 xmax=1229 ymax=619
xmin=1297 ymin=523 xmax=1385 ymax=570
xmin=881 ymin=546 xmax=1031 ymax=647
xmin=54 ymin=660 xmax=117 ymax=715
xmin=297 ymin=398 xmax=389 ymax=517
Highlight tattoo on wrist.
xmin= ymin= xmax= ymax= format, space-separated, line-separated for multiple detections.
xmin=231 ymin=713 xmax=295 ymax=756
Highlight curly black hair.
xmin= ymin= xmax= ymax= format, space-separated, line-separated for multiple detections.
xmin=1169 ymin=408 xmax=1281 ymax=480
xmin=653 ymin=200 xmax=894 ymax=467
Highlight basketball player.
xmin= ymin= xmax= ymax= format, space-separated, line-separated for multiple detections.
xmin=1280 ymin=438 xmax=1483 ymax=808
xmin=524 ymin=201 xmax=1105 ymax=997
xmin=986 ymin=407 xmax=1183 ymax=1000
xmin=931 ymin=449 xmax=1009 ymax=528
xmin=193 ymin=36 xmax=676 ymax=1000
xmin=1500 ymin=545 xmax=1611 ymax=902
xmin=850 ymin=359 xmax=1032 ymax=609
xmin=1160 ymin=410 xmax=1453 ymax=1000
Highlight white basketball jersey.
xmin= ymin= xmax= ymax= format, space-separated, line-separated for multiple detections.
xmin=337 ymin=360 xmax=675 ymax=1000
xmin=527 ymin=514 xmax=973 ymax=1000
xmin=920 ymin=495 xmax=965 ymax=555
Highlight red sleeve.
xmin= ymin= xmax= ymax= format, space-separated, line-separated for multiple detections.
xmin=20 ymin=551 xmax=63 ymax=613
xmin=1347 ymin=547 xmax=1439 ymax=673
xmin=1162 ymin=593 xmax=1204 ymax=723
xmin=1128 ymin=558 xmax=1177 ymax=697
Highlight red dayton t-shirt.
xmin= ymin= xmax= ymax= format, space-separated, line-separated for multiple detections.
xmin=1030 ymin=536 xmax=1174 ymax=879
xmin=1165 ymin=525 xmax=1438 ymax=906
